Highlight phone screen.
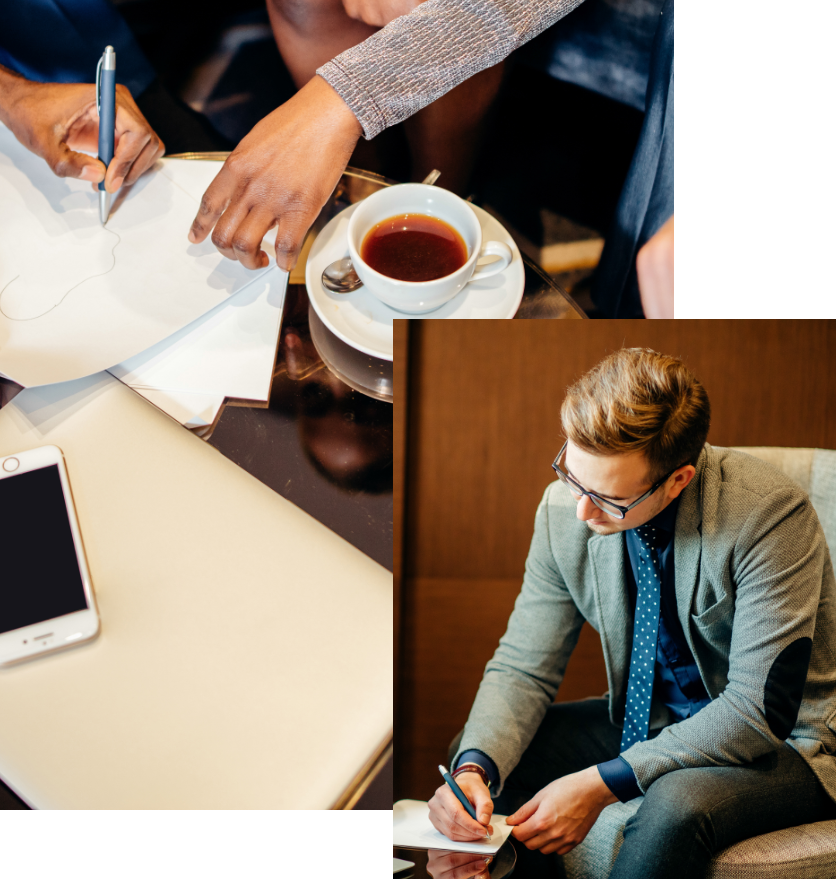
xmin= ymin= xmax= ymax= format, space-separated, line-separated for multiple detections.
xmin=0 ymin=464 xmax=89 ymax=634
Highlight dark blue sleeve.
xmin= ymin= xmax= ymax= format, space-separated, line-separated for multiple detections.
xmin=456 ymin=749 xmax=500 ymax=790
xmin=0 ymin=0 xmax=155 ymax=96
xmin=597 ymin=756 xmax=643 ymax=802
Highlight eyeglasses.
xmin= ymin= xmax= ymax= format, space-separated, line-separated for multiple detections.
xmin=551 ymin=441 xmax=681 ymax=520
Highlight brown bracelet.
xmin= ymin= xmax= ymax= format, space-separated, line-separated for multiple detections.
xmin=453 ymin=763 xmax=492 ymax=790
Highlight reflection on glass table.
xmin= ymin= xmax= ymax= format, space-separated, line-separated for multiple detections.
xmin=207 ymin=282 xmax=393 ymax=572
xmin=309 ymin=302 xmax=392 ymax=402
xmin=393 ymin=844 xmax=517 ymax=879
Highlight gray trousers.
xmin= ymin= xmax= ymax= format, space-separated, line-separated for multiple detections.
xmin=450 ymin=699 xmax=836 ymax=879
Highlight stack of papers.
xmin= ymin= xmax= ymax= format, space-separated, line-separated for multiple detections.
xmin=0 ymin=124 xmax=287 ymax=426
xmin=108 ymin=262 xmax=285 ymax=428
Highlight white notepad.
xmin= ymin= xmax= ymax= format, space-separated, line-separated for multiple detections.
xmin=393 ymin=799 xmax=514 ymax=854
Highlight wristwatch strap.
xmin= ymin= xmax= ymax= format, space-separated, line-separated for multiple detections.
xmin=452 ymin=763 xmax=491 ymax=790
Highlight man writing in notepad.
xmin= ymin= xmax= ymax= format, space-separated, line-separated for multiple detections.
xmin=427 ymin=349 xmax=836 ymax=878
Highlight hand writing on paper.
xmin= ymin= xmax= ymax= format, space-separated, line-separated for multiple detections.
xmin=505 ymin=766 xmax=617 ymax=856
xmin=0 ymin=69 xmax=164 ymax=194
xmin=427 ymin=850 xmax=493 ymax=879
xmin=188 ymin=75 xmax=362 ymax=272
xmin=428 ymin=771 xmax=494 ymax=841
xmin=637 ymin=214 xmax=674 ymax=319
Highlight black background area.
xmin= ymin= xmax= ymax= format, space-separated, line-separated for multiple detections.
xmin=0 ymin=465 xmax=88 ymax=634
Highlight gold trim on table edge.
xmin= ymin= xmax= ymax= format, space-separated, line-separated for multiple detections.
xmin=332 ymin=731 xmax=393 ymax=810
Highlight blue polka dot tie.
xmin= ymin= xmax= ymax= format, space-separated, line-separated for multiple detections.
xmin=621 ymin=524 xmax=665 ymax=752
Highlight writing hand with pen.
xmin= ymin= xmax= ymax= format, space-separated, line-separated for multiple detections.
xmin=428 ymin=767 xmax=495 ymax=841
xmin=429 ymin=763 xmax=617 ymax=857
xmin=0 ymin=65 xmax=164 ymax=196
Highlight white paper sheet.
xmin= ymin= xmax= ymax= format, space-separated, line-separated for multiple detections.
xmin=393 ymin=800 xmax=513 ymax=854
xmin=127 ymin=387 xmax=225 ymax=428
xmin=0 ymin=124 xmax=273 ymax=388
xmin=109 ymin=265 xmax=286 ymax=400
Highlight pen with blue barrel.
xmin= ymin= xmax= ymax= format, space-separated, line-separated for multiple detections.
xmin=438 ymin=765 xmax=491 ymax=840
xmin=96 ymin=45 xmax=116 ymax=224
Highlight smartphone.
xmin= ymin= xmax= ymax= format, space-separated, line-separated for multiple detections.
xmin=0 ymin=445 xmax=99 ymax=667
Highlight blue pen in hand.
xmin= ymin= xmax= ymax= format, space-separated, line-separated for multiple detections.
xmin=438 ymin=765 xmax=491 ymax=840
xmin=96 ymin=45 xmax=116 ymax=224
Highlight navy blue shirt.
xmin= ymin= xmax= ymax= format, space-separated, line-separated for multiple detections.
xmin=597 ymin=495 xmax=710 ymax=801
xmin=458 ymin=496 xmax=712 ymax=802
xmin=0 ymin=0 xmax=155 ymax=97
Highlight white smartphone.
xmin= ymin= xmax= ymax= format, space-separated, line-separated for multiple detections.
xmin=0 ymin=445 xmax=99 ymax=667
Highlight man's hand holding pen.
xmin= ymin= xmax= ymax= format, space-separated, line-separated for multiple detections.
xmin=0 ymin=69 xmax=163 ymax=193
xmin=428 ymin=770 xmax=494 ymax=841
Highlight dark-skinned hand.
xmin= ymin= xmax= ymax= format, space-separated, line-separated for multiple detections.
xmin=0 ymin=72 xmax=164 ymax=192
xmin=188 ymin=75 xmax=363 ymax=272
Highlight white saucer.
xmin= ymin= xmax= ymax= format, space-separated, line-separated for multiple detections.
xmin=305 ymin=202 xmax=525 ymax=361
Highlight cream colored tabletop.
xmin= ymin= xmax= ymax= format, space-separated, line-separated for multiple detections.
xmin=0 ymin=373 xmax=392 ymax=809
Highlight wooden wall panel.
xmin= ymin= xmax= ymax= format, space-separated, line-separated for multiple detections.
xmin=396 ymin=320 xmax=836 ymax=801
xmin=393 ymin=320 xmax=408 ymax=706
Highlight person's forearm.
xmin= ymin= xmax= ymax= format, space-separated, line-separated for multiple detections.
xmin=318 ymin=0 xmax=584 ymax=138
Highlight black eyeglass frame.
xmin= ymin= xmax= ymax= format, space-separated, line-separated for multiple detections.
xmin=551 ymin=440 xmax=684 ymax=520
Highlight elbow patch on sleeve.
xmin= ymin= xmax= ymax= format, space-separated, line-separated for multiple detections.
xmin=763 ymin=637 xmax=813 ymax=740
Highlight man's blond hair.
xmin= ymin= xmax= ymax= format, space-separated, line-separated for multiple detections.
xmin=560 ymin=348 xmax=711 ymax=481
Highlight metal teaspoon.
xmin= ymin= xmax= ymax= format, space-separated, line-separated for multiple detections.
xmin=321 ymin=169 xmax=442 ymax=294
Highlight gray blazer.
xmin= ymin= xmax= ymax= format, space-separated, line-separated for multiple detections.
xmin=455 ymin=445 xmax=836 ymax=801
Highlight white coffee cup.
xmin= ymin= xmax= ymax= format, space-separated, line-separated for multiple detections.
xmin=347 ymin=184 xmax=513 ymax=314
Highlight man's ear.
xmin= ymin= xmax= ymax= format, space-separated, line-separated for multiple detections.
xmin=669 ymin=464 xmax=696 ymax=499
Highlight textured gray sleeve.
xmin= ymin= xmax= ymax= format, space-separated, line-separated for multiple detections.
xmin=317 ymin=0 xmax=585 ymax=139
xmin=453 ymin=485 xmax=586 ymax=795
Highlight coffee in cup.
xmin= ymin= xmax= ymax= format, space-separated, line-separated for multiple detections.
xmin=347 ymin=184 xmax=513 ymax=314
xmin=361 ymin=214 xmax=467 ymax=282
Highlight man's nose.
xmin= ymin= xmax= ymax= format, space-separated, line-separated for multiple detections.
xmin=576 ymin=493 xmax=599 ymax=521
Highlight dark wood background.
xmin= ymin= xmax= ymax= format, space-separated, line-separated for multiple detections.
xmin=393 ymin=319 xmax=836 ymax=801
